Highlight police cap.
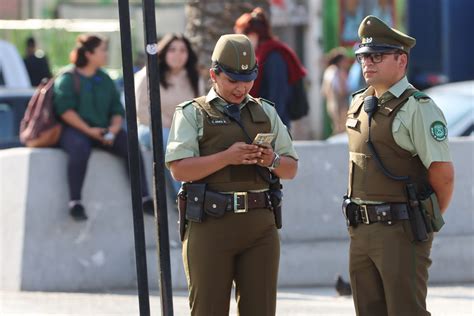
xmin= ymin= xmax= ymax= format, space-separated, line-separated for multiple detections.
xmin=355 ymin=15 xmax=416 ymax=54
xmin=211 ymin=34 xmax=258 ymax=82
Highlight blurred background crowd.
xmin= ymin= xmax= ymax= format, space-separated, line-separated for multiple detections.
xmin=1 ymin=0 xmax=473 ymax=149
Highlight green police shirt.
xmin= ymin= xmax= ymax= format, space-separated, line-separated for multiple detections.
xmin=54 ymin=66 xmax=124 ymax=128
xmin=352 ymin=76 xmax=452 ymax=205
xmin=383 ymin=76 xmax=452 ymax=168
xmin=165 ymin=88 xmax=298 ymax=167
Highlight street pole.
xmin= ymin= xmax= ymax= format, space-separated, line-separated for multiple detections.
xmin=117 ymin=0 xmax=151 ymax=315
xmin=141 ymin=0 xmax=175 ymax=314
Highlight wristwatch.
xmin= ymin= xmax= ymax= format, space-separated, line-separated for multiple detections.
xmin=268 ymin=152 xmax=281 ymax=171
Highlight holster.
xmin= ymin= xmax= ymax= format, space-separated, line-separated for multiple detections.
xmin=406 ymin=183 xmax=429 ymax=242
xmin=269 ymin=181 xmax=283 ymax=229
xmin=342 ymin=195 xmax=360 ymax=227
xmin=177 ymin=185 xmax=187 ymax=242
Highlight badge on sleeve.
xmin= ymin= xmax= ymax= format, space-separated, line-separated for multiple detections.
xmin=430 ymin=121 xmax=448 ymax=141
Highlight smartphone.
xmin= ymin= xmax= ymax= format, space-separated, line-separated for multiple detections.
xmin=252 ymin=133 xmax=275 ymax=147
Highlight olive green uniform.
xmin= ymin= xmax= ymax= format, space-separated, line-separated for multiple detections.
xmin=346 ymin=16 xmax=451 ymax=316
xmin=166 ymin=88 xmax=298 ymax=316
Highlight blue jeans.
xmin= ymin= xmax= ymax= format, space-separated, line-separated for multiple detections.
xmin=59 ymin=126 xmax=150 ymax=201
xmin=138 ymin=124 xmax=181 ymax=197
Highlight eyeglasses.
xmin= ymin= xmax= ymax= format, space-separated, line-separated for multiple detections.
xmin=356 ymin=52 xmax=399 ymax=64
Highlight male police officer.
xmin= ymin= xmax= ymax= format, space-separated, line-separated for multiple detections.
xmin=344 ymin=16 xmax=454 ymax=315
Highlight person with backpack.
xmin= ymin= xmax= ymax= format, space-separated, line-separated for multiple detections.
xmin=234 ymin=7 xmax=308 ymax=128
xmin=53 ymin=34 xmax=154 ymax=220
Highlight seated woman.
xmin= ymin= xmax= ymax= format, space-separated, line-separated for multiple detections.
xmin=54 ymin=34 xmax=153 ymax=221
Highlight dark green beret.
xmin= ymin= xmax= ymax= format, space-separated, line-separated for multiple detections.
xmin=211 ymin=34 xmax=258 ymax=82
xmin=355 ymin=15 xmax=416 ymax=54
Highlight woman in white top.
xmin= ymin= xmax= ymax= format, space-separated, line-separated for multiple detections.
xmin=134 ymin=33 xmax=203 ymax=197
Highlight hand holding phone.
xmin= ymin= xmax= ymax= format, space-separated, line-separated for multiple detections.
xmin=252 ymin=133 xmax=275 ymax=148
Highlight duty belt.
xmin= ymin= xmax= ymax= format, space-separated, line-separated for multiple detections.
xmin=205 ymin=191 xmax=271 ymax=214
xmin=356 ymin=203 xmax=409 ymax=225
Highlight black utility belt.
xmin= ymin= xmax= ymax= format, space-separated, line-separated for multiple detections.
xmin=343 ymin=200 xmax=409 ymax=227
xmin=206 ymin=190 xmax=271 ymax=215
xmin=185 ymin=184 xmax=273 ymax=223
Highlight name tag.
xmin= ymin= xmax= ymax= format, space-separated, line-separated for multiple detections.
xmin=209 ymin=118 xmax=229 ymax=125
xmin=346 ymin=118 xmax=359 ymax=128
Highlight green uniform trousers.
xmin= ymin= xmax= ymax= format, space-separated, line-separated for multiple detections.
xmin=349 ymin=220 xmax=433 ymax=316
xmin=183 ymin=208 xmax=280 ymax=316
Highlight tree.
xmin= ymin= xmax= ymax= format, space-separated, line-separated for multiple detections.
xmin=185 ymin=0 xmax=270 ymax=75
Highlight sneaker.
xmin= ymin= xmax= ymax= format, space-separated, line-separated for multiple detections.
xmin=69 ymin=203 xmax=88 ymax=221
xmin=142 ymin=197 xmax=155 ymax=216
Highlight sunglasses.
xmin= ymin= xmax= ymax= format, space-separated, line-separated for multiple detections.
xmin=356 ymin=52 xmax=400 ymax=64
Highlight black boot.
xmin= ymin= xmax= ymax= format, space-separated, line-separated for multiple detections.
xmin=69 ymin=203 xmax=88 ymax=221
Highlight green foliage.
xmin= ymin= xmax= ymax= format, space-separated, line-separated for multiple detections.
xmin=0 ymin=28 xmax=79 ymax=75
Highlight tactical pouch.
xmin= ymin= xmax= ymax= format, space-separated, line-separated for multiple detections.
xmin=420 ymin=192 xmax=445 ymax=232
xmin=269 ymin=189 xmax=283 ymax=229
xmin=177 ymin=185 xmax=187 ymax=242
xmin=204 ymin=190 xmax=227 ymax=218
xmin=185 ymin=183 xmax=206 ymax=223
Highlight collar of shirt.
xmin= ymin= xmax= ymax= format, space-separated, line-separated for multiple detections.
xmin=362 ymin=76 xmax=414 ymax=105
xmin=205 ymin=88 xmax=253 ymax=112
xmin=378 ymin=76 xmax=414 ymax=104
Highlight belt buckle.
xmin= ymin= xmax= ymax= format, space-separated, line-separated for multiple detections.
xmin=360 ymin=205 xmax=370 ymax=224
xmin=234 ymin=192 xmax=248 ymax=213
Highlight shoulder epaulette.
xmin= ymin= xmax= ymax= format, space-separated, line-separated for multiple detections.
xmin=351 ymin=87 xmax=368 ymax=98
xmin=176 ymin=100 xmax=194 ymax=109
xmin=258 ymin=97 xmax=275 ymax=107
xmin=412 ymin=91 xmax=431 ymax=102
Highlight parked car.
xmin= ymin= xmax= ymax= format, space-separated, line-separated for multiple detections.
xmin=327 ymin=80 xmax=474 ymax=143
xmin=0 ymin=40 xmax=34 ymax=149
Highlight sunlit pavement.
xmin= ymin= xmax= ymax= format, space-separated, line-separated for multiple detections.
xmin=1 ymin=285 xmax=473 ymax=315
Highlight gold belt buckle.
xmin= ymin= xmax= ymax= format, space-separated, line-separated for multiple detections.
xmin=233 ymin=192 xmax=248 ymax=213
xmin=360 ymin=205 xmax=370 ymax=224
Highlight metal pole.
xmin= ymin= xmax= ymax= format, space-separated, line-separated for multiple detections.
xmin=141 ymin=0 xmax=174 ymax=315
xmin=117 ymin=0 xmax=151 ymax=315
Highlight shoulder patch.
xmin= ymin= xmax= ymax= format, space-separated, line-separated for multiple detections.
xmin=258 ymin=97 xmax=275 ymax=107
xmin=413 ymin=91 xmax=431 ymax=103
xmin=176 ymin=100 xmax=194 ymax=109
xmin=351 ymin=87 xmax=368 ymax=98
xmin=430 ymin=121 xmax=448 ymax=141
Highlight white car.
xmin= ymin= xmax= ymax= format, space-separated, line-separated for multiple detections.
xmin=0 ymin=40 xmax=31 ymax=88
xmin=0 ymin=40 xmax=35 ymax=148
xmin=327 ymin=80 xmax=474 ymax=143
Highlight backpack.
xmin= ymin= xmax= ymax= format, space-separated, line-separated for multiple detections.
xmin=19 ymin=69 xmax=79 ymax=147
xmin=288 ymin=78 xmax=309 ymax=120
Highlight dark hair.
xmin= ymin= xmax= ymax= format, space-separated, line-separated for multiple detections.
xmin=156 ymin=33 xmax=200 ymax=97
xmin=234 ymin=7 xmax=272 ymax=42
xmin=26 ymin=37 xmax=36 ymax=48
xmin=69 ymin=34 xmax=106 ymax=68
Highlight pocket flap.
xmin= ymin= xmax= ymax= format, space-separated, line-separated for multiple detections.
xmin=204 ymin=191 xmax=228 ymax=217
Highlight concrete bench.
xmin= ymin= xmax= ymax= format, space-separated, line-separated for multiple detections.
xmin=1 ymin=139 xmax=473 ymax=291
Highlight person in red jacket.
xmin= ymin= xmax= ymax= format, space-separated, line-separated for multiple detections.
xmin=234 ymin=7 xmax=307 ymax=128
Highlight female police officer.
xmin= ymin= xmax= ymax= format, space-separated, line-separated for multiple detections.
xmin=165 ymin=34 xmax=298 ymax=316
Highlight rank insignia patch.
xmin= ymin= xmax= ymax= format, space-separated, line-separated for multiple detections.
xmin=430 ymin=121 xmax=448 ymax=141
